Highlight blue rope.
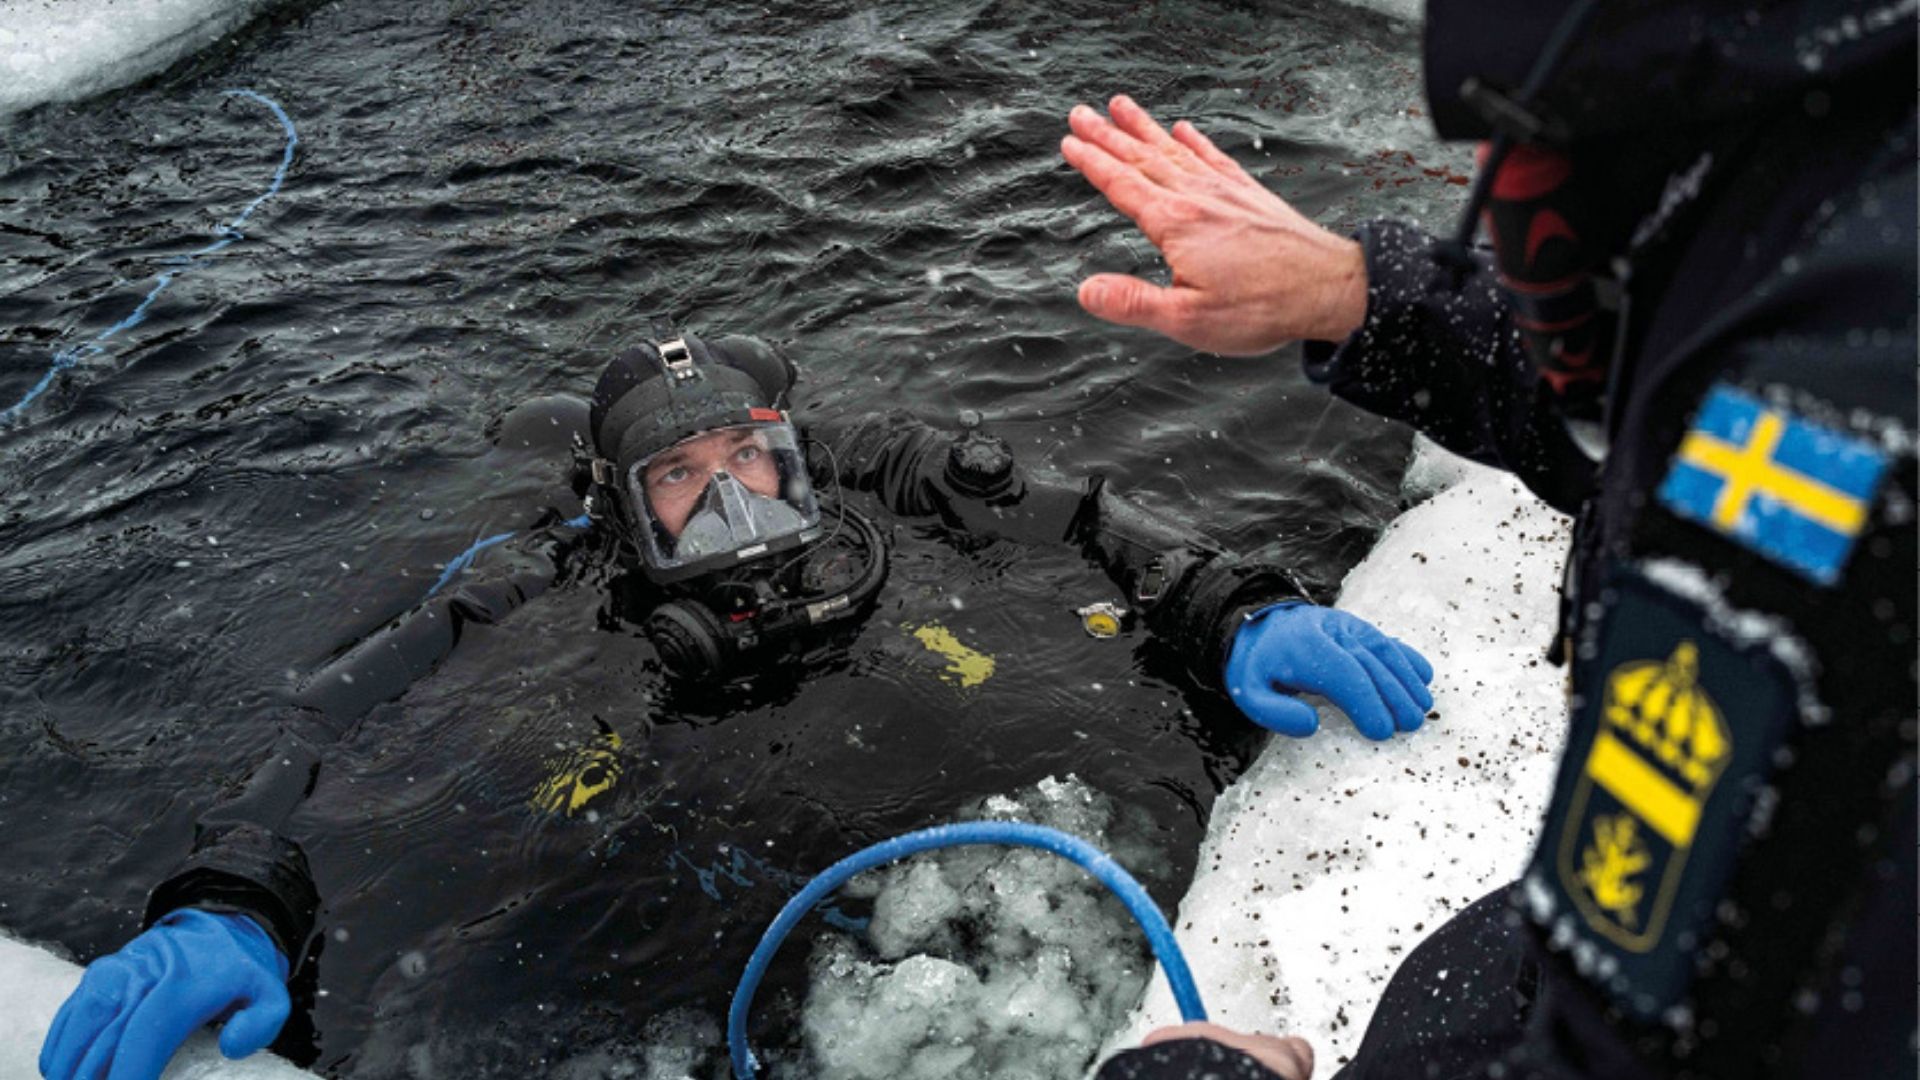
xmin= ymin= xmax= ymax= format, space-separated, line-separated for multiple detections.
xmin=424 ymin=512 xmax=593 ymax=597
xmin=2 ymin=90 xmax=298 ymax=423
xmin=726 ymin=821 xmax=1207 ymax=1079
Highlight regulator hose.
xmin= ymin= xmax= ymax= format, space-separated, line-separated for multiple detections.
xmin=726 ymin=821 xmax=1207 ymax=1079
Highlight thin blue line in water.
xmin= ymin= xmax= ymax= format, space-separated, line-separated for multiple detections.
xmin=424 ymin=513 xmax=594 ymax=598
xmin=427 ymin=531 xmax=521 ymax=596
xmin=1 ymin=89 xmax=299 ymax=424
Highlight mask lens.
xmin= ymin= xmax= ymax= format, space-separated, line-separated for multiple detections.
xmin=624 ymin=421 xmax=819 ymax=573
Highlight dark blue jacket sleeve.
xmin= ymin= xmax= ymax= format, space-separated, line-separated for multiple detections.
xmin=1095 ymin=1038 xmax=1291 ymax=1080
xmin=1302 ymin=220 xmax=1597 ymax=516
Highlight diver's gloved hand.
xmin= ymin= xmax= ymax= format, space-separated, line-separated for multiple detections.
xmin=40 ymin=908 xmax=290 ymax=1080
xmin=1225 ymin=602 xmax=1434 ymax=740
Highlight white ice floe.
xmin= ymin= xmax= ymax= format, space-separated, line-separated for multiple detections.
xmin=0 ymin=0 xmax=268 ymax=117
xmin=0 ymin=929 xmax=314 ymax=1079
xmin=1103 ymin=438 xmax=1574 ymax=1071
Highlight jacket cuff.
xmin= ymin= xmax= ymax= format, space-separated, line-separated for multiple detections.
xmin=1302 ymin=218 xmax=1453 ymax=391
xmin=145 ymin=823 xmax=319 ymax=969
xmin=1165 ymin=558 xmax=1313 ymax=692
xmin=1095 ymin=1037 xmax=1295 ymax=1080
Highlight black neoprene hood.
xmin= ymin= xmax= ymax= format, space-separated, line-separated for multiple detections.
xmin=588 ymin=334 xmax=797 ymax=480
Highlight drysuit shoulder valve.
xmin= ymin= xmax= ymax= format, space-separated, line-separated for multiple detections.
xmin=944 ymin=429 xmax=1016 ymax=498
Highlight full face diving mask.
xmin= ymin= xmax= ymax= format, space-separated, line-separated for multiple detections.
xmin=625 ymin=420 xmax=821 ymax=580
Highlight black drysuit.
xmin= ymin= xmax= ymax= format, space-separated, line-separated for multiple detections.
xmin=139 ymin=408 xmax=1312 ymax=996
xmin=1097 ymin=1 xmax=1916 ymax=1078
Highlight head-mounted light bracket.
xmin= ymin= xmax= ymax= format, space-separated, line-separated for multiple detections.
xmin=658 ymin=338 xmax=700 ymax=384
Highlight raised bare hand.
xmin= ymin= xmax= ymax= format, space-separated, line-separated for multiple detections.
xmin=1061 ymin=95 xmax=1367 ymax=355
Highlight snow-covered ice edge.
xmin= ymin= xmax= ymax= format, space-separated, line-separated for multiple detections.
xmin=0 ymin=0 xmax=271 ymax=118
xmin=1104 ymin=439 xmax=1574 ymax=1072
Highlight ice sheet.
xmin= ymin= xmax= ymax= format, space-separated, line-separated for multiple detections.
xmin=0 ymin=0 xmax=267 ymax=116
xmin=1103 ymin=439 xmax=1574 ymax=1071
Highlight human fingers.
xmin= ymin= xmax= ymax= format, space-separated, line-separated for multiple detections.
xmin=1060 ymin=134 xmax=1170 ymax=240
xmin=1108 ymin=95 xmax=1208 ymax=174
xmin=1229 ymin=679 xmax=1321 ymax=737
xmin=1352 ymin=646 xmax=1428 ymax=734
xmin=1069 ymin=104 xmax=1192 ymax=188
xmin=41 ymin=964 xmax=130 ymax=1080
xmin=217 ymin=976 xmax=291 ymax=1059
xmin=1142 ymin=1023 xmax=1315 ymax=1080
xmin=1170 ymin=119 xmax=1254 ymax=183
xmin=74 ymin=1000 xmax=137 ymax=1080
xmin=1077 ymin=274 xmax=1202 ymax=339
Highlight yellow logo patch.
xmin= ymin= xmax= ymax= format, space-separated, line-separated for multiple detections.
xmin=1558 ymin=642 xmax=1731 ymax=950
xmin=530 ymin=727 xmax=623 ymax=817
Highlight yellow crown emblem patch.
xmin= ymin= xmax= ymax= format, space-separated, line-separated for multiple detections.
xmin=1559 ymin=641 xmax=1732 ymax=950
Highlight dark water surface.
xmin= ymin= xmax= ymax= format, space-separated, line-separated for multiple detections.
xmin=0 ymin=1 xmax=1468 ymax=1075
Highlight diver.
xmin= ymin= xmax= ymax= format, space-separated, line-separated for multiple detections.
xmin=1061 ymin=0 xmax=1915 ymax=1077
xmin=38 ymin=330 xmax=1436 ymax=1080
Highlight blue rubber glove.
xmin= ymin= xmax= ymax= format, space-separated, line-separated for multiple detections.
xmin=40 ymin=908 xmax=291 ymax=1080
xmin=1225 ymin=602 xmax=1435 ymax=741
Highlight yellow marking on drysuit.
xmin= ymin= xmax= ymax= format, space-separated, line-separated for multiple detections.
xmin=911 ymin=622 xmax=996 ymax=688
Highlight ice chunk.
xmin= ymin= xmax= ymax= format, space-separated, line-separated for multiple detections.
xmin=799 ymin=776 xmax=1163 ymax=1080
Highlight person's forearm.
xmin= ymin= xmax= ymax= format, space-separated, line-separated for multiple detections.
xmin=294 ymin=520 xmax=574 ymax=721
xmin=141 ymin=518 xmax=577 ymax=964
xmin=813 ymin=411 xmax=1313 ymax=683
xmin=142 ymin=712 xmax=329 ymax=966
xmin=1068 ymin=478 xmax=1311 ymax=690
xmin=1057 ymin=98 xmax=1595 ymax=513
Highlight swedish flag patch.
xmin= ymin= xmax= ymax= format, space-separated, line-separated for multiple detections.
xmin=1657 ymin=385 xmax=1889 ymax=584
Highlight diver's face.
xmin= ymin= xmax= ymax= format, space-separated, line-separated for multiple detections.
xmin=642 ymin=427 xmax=783 ymax=538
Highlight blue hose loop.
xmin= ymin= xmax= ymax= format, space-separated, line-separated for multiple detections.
xmin=726 ymin=821 xmax=1207 ymax=1079
xmin=2 ymin=90 xmax=298 ymax=423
